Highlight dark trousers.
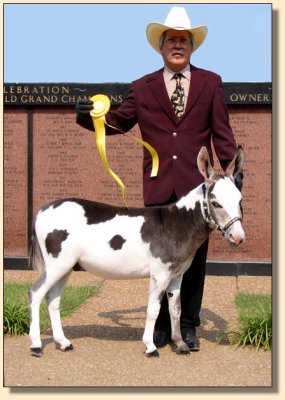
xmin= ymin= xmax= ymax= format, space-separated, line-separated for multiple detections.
xmin=147 ymin=192 xmax=209 ymax=333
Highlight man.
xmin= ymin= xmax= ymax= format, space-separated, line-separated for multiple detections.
xmin=76 ymin=6 xmax=241 ymax=351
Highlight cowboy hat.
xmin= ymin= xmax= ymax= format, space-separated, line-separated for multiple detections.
xmin=146 ymin=6 xmax=208 ymax=53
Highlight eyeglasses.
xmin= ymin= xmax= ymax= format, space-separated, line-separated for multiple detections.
xmin=164 ymin=36 xmax=192 ymax=47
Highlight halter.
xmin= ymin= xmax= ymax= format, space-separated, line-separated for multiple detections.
xmin=202 ymin=184 xmax=242 ymax=236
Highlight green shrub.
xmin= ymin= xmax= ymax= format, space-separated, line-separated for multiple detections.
xmin=4 ymin=282 xmax=102 ymax=336
xmin=4 ymin=302 xmax=30 ymax=335
xmin=225 ymin=292 xmax=272 ymax=351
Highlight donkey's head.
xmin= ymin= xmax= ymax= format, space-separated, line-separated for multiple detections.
xmin=197 ymin=146 xmax=245 ymax=247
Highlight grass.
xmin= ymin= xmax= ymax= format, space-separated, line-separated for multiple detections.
xmin=4 ymin=282 xmax=102 ymax=336
xmin=224 ymin=292 xmax=272 ymax=351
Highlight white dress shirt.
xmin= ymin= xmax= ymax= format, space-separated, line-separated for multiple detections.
xmin=163 ymin=64 xmax=191 ymax=111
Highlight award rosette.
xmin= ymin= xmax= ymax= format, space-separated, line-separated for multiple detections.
xmin=89 ymin=94 xmax=159 ymax=206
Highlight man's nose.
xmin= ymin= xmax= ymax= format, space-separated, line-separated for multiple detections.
xmin=174 ymin=39 xmax=182 ymax=47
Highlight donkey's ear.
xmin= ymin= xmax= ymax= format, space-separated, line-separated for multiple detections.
xmin=225 ymin=145 xmax=245 ymax=178
xmin=197 ymin=147 xmax=215 ymax=180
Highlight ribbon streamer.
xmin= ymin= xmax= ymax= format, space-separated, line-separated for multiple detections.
xmin=90 ymin=94 xmax=159 ymax=206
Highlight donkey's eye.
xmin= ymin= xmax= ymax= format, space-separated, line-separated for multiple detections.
xmin=212 ymin=201 xmax=222 ymax=208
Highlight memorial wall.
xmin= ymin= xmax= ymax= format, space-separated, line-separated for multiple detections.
xmin=3 ymin=83 xmax=272 ymax=274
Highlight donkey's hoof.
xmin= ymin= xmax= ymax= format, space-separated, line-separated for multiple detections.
xmin=62 ymin=344 xmax=74 ymax=352
xmin=30 ymin=347 xmax=42 ymax=357
xmin=176 ymin=347 xmax=190 ymax=355
xmin=146 ymin=349 xmax=159 ymax=358
xmin=176 ymin=344 xmax=191 ymax=355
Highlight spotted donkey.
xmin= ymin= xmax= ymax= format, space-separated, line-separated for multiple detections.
xmin=29 ymin=146 xmax=245 ymax=357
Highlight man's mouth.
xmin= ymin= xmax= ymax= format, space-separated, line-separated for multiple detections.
xmin=172 ymin=51 xmax=184 ymax=57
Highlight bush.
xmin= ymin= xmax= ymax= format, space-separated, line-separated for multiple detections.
xmin=4 ymin=282 xmax=102 ymax=336
xmin=226 ymin=292 xmax=272 ymax=351
xmin=4 ymin=302 xmax=30 ymax=335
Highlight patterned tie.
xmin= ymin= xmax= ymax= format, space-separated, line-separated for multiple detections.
xmin=171 ymin=73 xmax=185 ymax=118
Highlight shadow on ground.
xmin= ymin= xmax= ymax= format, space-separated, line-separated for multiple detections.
xmin=41 ymin=306 xmax=229 ymax=349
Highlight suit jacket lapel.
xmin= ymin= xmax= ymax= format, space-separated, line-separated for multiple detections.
xmin=182 ymin=65 xmax=207 ymax=120
xmin=146 ymin=70 xmax=178 ymax=124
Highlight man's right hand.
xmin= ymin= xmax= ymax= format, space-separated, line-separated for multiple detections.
xmin=75 ymin=99 xmax=93 ymax=119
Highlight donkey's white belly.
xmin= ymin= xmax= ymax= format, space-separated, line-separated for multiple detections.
xmin=77 ymin=215 xmax=152 ymax=278
xmin=79 ymin=256 xmax=151 ymax=279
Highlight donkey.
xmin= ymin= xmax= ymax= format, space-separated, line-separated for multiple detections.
xmin=28 ymin=146 xmax=245 ymax=358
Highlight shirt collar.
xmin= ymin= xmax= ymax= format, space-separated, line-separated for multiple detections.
xmin=163 ymin=64 xmax=191 ymax=82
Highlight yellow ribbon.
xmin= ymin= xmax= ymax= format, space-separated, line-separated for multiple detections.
xmin=90 ymin=94 xmax=159 ymax=206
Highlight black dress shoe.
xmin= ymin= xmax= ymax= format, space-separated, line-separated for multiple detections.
xmin=153 ymin=330 xmax=170 ymax=348
xmin=182 ymin=329 xmax=200 ymax=352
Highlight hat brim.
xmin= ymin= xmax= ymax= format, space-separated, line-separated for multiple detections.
xmin=146 ymin=23 xmax=208 ymax=53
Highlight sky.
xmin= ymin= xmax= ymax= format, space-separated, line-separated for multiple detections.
xmin=4 ymin=3 xmax=272 ymax=83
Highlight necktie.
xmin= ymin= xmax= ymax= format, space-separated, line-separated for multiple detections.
xmin=171 ymin=73 xmax=185 ymax=118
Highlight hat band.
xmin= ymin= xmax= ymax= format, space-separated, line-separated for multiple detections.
xmin=170 ymin=26 xmax=191 ymax=29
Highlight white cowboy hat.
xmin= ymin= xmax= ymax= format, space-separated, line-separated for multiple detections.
xmin=146 ymin=6 xmax=208 ymax=53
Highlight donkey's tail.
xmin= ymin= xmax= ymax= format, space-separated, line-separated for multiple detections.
xmin=29 ymin=230 xmax=45 ymax=274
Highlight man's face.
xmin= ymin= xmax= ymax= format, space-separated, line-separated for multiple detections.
xmin=160 ymin=29 xmax=193 ymax=72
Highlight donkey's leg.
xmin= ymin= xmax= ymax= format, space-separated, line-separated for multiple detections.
xmin=45 ymin=270 xmax=73 ymax=352
xmin=142 ymin=275 xmax=169 ymax=357
xmin=167 ymin=277 xmax=190 ymax=355
xmin=29 ymin=267 xmax=72 ymax=357
xmin=28 ymin=272 xmax=47 ymax=356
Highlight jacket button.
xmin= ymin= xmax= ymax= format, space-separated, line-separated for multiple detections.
xmin=173 ymin=155 xmax=178 ymax=160
xmin=173 ymin=132 xmax=177 ymax=137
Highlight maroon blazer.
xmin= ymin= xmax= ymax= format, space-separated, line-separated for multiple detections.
xmin=77 ymin=65 xmax=237 ymax=206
